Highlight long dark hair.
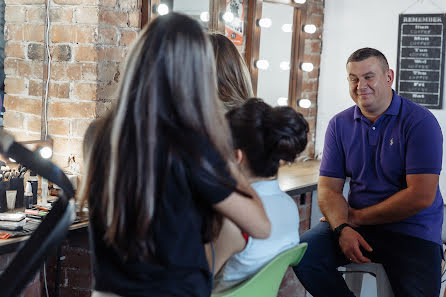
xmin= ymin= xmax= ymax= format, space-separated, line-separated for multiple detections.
xmin=226 ymin=98 xmax=309 ymax=177
xmin=79 ymin=13 xmax=235 ymax=260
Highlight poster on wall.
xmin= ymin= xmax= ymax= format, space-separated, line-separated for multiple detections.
xmin=224 ymin=0 xmax=244 ymax=46
xmin=396 ymin=14 xmax=446 ymax=109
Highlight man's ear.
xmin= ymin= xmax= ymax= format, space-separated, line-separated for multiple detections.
xmin=234 ymin=149 xmax=244 ymax=164
xmin=386 ymin=69 xmax=394 ymax=86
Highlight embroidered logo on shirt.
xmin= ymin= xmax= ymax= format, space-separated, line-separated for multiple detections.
xmin=390 ymin=138 xmax=394 ymax=146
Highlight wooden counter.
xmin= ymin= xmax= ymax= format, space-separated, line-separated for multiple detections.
xmin=278 ymin=160 xmax=320 ymax=196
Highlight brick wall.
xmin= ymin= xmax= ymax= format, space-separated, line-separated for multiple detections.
xmin=3 ymin=0 xmax=141 ymax=169
xmin=297 ymin=0 xmax=324 ymax=158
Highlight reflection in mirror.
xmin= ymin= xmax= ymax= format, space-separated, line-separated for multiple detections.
xmin=256 ymin=2 xmax=294 ymax=107
xmin=160 ymin=0 xmax=210 ymax=29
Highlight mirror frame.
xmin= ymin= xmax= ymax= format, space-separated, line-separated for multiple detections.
xmin=245 ymin=0 xmax=307 ymax=109
xmin=142 ymin=0 xmax=227 ymax=32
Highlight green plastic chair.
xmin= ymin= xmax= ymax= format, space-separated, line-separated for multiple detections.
xmin=211 ymin=243 xmax=308 ymax=297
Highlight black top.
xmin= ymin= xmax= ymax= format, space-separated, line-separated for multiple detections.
xmin=89 ymin=136 xmax=235 ymax=296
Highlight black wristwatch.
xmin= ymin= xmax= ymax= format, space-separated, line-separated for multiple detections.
xmin=333 ymin=223 xmax=351 ymax=240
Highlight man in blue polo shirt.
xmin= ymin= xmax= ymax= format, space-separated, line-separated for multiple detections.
xmin=294 ymin=47 xmax=443 ymax=297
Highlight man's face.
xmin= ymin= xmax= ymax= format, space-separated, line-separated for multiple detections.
xmin=346 ymin=57 xmax=394 ymax=118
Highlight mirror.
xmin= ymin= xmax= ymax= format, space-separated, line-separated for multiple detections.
xmin=256 ymin=2 xmax=294 ymax=107
xmin=158 ymin=0 xmax=211 ymax=29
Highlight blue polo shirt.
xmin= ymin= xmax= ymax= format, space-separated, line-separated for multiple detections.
xmin=320 ymin=90 xmax=443 ymax=245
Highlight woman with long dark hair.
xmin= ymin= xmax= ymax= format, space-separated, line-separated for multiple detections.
xmin=212 ymin=98 xmax=309 ymax=292
xmin=80 ymin=13 xmax=270 ymax=297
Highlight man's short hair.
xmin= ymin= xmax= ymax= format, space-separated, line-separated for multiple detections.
xmin=347 ymin=47 xmax=389 ymax=73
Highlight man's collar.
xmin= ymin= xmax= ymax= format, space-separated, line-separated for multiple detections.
xmin=353 ymin=89 xmax=401 ymax=120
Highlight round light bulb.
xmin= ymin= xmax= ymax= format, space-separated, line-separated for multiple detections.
xmin=277 ymin=97 xmax=288 ymax=106
xmin=222 ymin=11 xmax=234 ymax=23
xmin=293 ymin=0 xmax=306 ymax=3
xmin=39 ymin=146 xmax=53 ymax=159
xmin=282 ymin=24 xmax=293 ymax=33
xmin=300 ymin=62 xmax=314 ymax=72
xmin=8 ymin=158 xmax=16 ymax=163
xmin=200 ymin=11 xmax=209 ymax=22
xmin=303 ymin=24 xmax=317 ymax=34
xmin=255 ymin=59 xmax=269 ymax=70
xmin=258 ymin=18 xmax=272 ymax=28
xmin=298 ymin=98 xmax=312 ymax=109
xmin=157 ymin=4 xmax=169 ymax=16
xmin=280 ymin=61 xmax=290 ymax=71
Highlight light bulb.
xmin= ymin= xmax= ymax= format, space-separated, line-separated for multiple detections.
xmin=255 ymin=59 xmax=269 ymax=70
xmin=222 ymin=11 xmax=234 ymax=23
xmin=303 ymin=24 xmax=317 ymax=34
xmin=300 ymin=62 xmax=314 ymax=72
xmin=280 ymin=61 xmax=290 ymax=71
xmin=200 ymin=11 xmax=209 ymax=22
xmin=277 ymin=97 xmax=288 ymax=106
xmin=157 ymin=4 xmax=169 ymax=15
xmin=257 ymin=18 xmax=272 ymax=28
xmin=298 ymin=99 xmax=312 ymax=109
xmin=282 ymin=24 xmax=293 ymax=33
xmin=39 ymin=146 xmax=53 ymax=159
xmin=8 ymin=158 xmax=16 ymax=163
xmin=293 ymin=0 xmax=306 ymax=3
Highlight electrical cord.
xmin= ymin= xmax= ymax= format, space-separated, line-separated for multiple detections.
xmin=43 ymin=0 xmax=52 ymax=140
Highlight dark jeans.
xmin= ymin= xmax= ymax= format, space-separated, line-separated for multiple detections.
xmin=293 ymin=222 xmax=442 ymax=297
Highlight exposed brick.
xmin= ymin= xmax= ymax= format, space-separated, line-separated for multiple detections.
xmin=17 ymin=60 xmax=32 ymax=77
xmin=49 ymin=101 xmax=96 ymax=118
xmin=5 ymin=24 xmax=24 ymax=41
xmin=80 ymin=63 xmax=97 ymax=80
xmin=120 ymin=30 xmax=137 ymax=46
xmin=27 ymin=43 xmax=44 ymax=60
xmin=128 ymin=11 xmax=141 ymax=28
xmin=95 ymin=100 xmax=112 ymax=117
xmin=98 ymin=47 xmax=125 ymax=62
xmin=74 ymin=45 xmax=98 ymax=62
xmin=74 ymin=7 xmax=99 ymax=24
xmin=5 ymin=130 xmax=40 ymax=142
xmin=5 ymin=0 xmax=44 ymax=3
xmin=49 ymin=119 xmax=70 ymax=135
xmin=100 ymin=0 xmax=116 ymax=7
xmin=52 ymin=44 xmax=72 ymax=61
xmin=74 ymin=25 xmax=98 ymax=43
xmin=50 ymin=62 xmax=67 ymax=80
xmin=302 ymin=80 xmax=318 ymax=93
xmin=3 ymin=111 xmax=25 ymax=130
xmin=73 ymin=82 xmax=97 ymax=100
xmin=72 ymin=118 xmax=93 ymax=138
xmin=98 ymin=62 xmax=117 ymax=82
xmin=53 ymin=0 xmax=98 ymax=4
xmin=26 ymin=6 xmax=46 ymax=23
xmin=50 ymin=6 xmax=74 ymax=23
xmin=100 ymin=10 xmax=127 ymax=27
xmin=49 ymin=82 xmax=70 ymax=98
xmin=3 ymin=95 xmax=42 ymax=116
xmin=119 ymin=0 xmax=138 ymax=10
xmin=30 ymin=61 xmax=44 ymax=79
xmin=5 ymin=77 xmax=26 ymax=95
xmin=4 ymin=58 xmax=18 ymax=76
xmin=52 ymin=137 xmax=84 ymax=156
xmin=26 ymin=115 xmax=41 ymax=133
xmin=67 ymin=63 xmax=83 ymax=80
xmin=98 ymin=27 xmax=118 ymax=45
xmin=29 ymin=79 xmax=43 ymax=97
xmin=5 ymin=6 xmax=26 ymax=23
xmin=51 ymin=25 xmax=74 ymax=43
xmin=24 ymin=24 xmax=44 ymax=42
xmin=97 ymin=81 xmax=118 ymax=100
xmin=5 ymin=42 xmax=26 ymax=58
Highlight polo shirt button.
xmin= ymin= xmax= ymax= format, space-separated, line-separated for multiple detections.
xmin=372 ymin=127 xmax=376 ymax=130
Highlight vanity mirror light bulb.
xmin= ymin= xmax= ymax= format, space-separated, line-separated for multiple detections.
xmin=39 ymin=146 xmax=53 ymax=159
xmin=300 ymin=62 xmax=314 ymax=72
xmin=255 ymin=59 xmax=269 ymax=70
xmin=282 ymin=24 xmax=293 ymax=33
xmin=303 ymin=24 xmax=317 ymax=34
xmin=157 ymin=4 xmax=169 ymax=15
xmin=222 ymin=11 xmax=234 ymax=23
xmin=277 ymin=97 xmax=288 ymax=106
xmin=280 ymin=61 xmax=290 ymax=70
xmin=257 ymin=18 xmax=272 ymax=28
xmin=293 ymin=0 xmax=307 ymax=4
xmin=298 ymin=98 xmax=312 ymax=109
xmin=200 ymin=11 xmax=210 ymax=22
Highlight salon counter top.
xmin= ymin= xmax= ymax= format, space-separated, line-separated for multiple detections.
xmin=277 ymin=159 xmax=320 ymax=195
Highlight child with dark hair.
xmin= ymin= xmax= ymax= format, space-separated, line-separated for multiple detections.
xmin=212 ymin=98 xmax=309 ymax=292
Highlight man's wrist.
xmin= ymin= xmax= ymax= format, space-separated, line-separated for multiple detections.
xmin=333 ymin=223 xmax=351 ymax=240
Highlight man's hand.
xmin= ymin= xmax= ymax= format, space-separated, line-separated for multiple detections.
xmin=338 ymin=227 xmax=373 ymax=264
